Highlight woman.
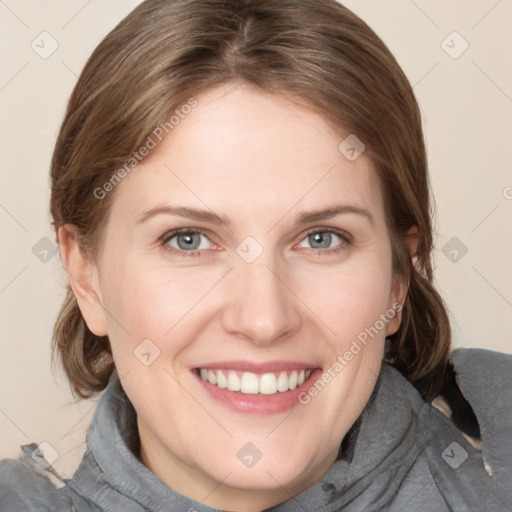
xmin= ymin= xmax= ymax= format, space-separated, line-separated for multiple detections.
xmin=1 ymin=0 xmax=510 ymax=510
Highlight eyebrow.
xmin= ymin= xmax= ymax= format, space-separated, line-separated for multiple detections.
xmin=293 ymin=204 xmax=374 ymax=228
xmin=136 ymin=204 xmax=374 ymax=228
xmin=137 ymin=206 xmax=231 ymax=226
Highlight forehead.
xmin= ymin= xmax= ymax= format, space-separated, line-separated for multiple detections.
xmin=110 ymin=82 xmax=384 ymax=227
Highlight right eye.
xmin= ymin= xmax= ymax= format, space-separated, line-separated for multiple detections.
xmin=161 ymin=228 xmax=215 ymax=257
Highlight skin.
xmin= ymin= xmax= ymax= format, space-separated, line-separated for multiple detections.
xmin=60 ymin=81 xmax=417 ymax=512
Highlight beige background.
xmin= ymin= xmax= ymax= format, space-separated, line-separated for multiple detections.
xmin=1 ymin=0 xmax=511 ymax=478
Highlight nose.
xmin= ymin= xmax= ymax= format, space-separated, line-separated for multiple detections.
xmin=220 ymin=257 xmax=302 ymax=348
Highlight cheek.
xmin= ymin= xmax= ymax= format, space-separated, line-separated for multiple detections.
xmin=297 ymin=250 xmax=393 ymax=345
xmin=100 ymin=260 xmax=222 ymax=361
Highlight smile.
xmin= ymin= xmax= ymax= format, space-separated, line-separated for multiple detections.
xmin=198 ymin=368 xmax=314 ymax=395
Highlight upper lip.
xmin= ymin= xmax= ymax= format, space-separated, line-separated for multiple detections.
xmin=193 ymin=360 xmax=320 ymax=373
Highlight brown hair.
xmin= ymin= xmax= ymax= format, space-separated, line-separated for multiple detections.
xmin=50 ymin=0 xmax=451 ymax=401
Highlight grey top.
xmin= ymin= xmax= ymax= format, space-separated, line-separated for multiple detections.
xmin=1 ymin=347 xmax=511 ymax=511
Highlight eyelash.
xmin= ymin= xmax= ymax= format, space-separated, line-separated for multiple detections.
xmin=160 ymin=227 xmax=352 ymax=258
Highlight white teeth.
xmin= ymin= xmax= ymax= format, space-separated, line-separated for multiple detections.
xmin=288 ymin=370 xmax=298 ymax=390
xmin=216 ymin=370 xmax=227 ymax=389
xmin=240 ymin=372 xmax=259 ymax=394
xmin=259 ymin=373 xmax=277 ymax=395
xmin=227 ymin=371 xmax=241 ymax=391
xmin=199 ymin=368 xmax=314 ymax=395
xmin=277 ymin=372 xmax=289 ymax=392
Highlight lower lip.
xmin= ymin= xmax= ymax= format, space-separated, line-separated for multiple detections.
xmin=193 ymin=369 xmax=323 ymax=414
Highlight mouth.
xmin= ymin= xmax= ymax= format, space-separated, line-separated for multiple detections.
xmin=196 ymin=368 xmax=314 ymax=395
xmin=192 ymin=361 xmax=322 ymax=414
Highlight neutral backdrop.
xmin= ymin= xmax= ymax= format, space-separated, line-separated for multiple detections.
xmin=1 ymin=0 xmax=511 ymax=478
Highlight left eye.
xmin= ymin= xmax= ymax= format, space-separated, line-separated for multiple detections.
xmin=298 ymin=230 xmax=345 ymax=250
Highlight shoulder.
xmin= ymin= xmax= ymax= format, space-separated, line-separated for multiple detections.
xmin=450 ymin=347 xmax=512 ymax=429
xmin=0 ymin=444 xmax=72 ymax=511
xmin=449 ymin=347 xmax=512 ymax=476
xmin=450 ymin=347 xmax=512 ymax=406
xmin=451 ymin=345 xmax=512 ymax=367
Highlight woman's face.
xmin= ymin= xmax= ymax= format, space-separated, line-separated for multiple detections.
xmin=78 ymin=82 xmax=406 ymax=510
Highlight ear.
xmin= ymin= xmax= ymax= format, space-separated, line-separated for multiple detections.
xmin=385 ymin=225 xmax=419 ymax=336
xmin=58 ymin=225 xmax=108 ymax=336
